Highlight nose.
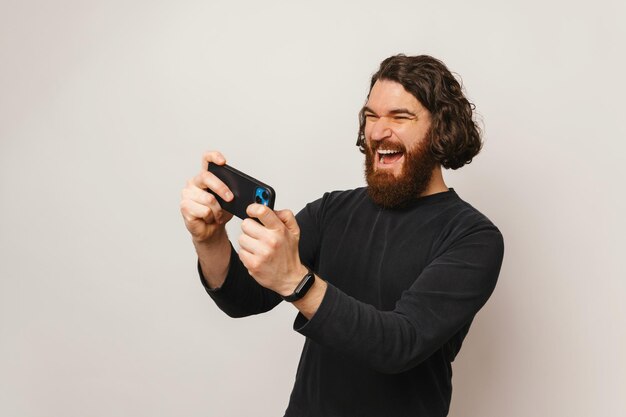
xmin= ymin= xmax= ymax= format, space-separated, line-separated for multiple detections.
xmin=368 ymin=117 xmax=392 ymax=142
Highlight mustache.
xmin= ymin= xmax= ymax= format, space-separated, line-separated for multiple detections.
xmin=368 ymin=140 xmax=407 ymax=153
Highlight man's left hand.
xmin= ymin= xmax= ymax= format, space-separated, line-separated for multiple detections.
xmin=238 ymin=204 xmax=308 ymax=297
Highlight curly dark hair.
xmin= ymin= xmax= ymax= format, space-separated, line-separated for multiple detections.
xmin=356 ymin=54 xmax=482 ymax=170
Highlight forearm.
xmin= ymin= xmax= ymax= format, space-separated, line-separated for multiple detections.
xmin=293 ymin=283 xmax=451 ymax=374
xmin=293 ymin=233 xmax=503 ymax=373
xmin=194 ymin=228 xmax=231 ymax=290
xmin=292 ymin=274 xmax=328 ymax=320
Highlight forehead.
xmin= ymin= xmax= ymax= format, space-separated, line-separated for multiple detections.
xmin=365 ymin=79 xmax=425 ymax=113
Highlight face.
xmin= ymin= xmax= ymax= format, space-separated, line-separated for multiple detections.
xmin=363 ymin=79 xmax=436 ymax=208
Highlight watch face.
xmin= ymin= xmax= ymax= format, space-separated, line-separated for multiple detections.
xmin=284 ymin=271 xmax=315 ymax=302
xmin=295 ymin=272 xmax=314 ymax=293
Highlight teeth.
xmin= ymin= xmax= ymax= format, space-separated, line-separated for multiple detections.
xmin=377 ymin=149 xmax=402 ymax=154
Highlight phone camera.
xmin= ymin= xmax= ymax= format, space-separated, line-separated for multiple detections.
xmin=254 ymin=187 xmax=271 ymax=206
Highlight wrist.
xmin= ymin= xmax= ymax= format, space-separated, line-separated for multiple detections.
xmin=292 ymin=276 xmax=327 ymax=319
xmin=194 ymin=230 xmax=231 ymax=289
xmin=280 ymin=265 xmax=314 ymax=301
xmin=192 ymin=227 xmax=228 ymax=250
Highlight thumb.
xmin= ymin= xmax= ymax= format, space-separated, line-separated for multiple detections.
xmin=275 ymin=210 xmax=300 ymax=235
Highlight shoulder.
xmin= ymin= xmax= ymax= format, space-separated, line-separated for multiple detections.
xmin=450 ymin=193 xmax=501 ymax=235
xmin=318 ymin=187 xmax=368 ymax=206
xmin=297 ymin=187 xmax=370 ymax=220
xmin=431 ymin=191 xmax=504 ymax=257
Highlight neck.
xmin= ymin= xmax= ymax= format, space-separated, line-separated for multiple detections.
xmin=420 ymin=166 xmax=448 ymax=197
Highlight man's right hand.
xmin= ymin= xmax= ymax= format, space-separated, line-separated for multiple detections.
xmin=180 ymin=151 xmax=235 ymax=289
xmin=180 ymin=151 xmax=235 ymax=244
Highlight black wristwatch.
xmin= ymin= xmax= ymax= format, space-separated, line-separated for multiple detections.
xmin=281 ymin=270 xmax=316 ymax=302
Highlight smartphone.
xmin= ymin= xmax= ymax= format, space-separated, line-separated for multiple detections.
xmin=207 ymin=163 xmax=276 ymax=220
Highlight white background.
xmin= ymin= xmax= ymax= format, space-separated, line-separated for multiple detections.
xmin=1 ymin=0 xmax=625 ymax=416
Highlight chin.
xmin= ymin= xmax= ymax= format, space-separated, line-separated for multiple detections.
xmin=364 ymin=143 xmax=436 ymax=208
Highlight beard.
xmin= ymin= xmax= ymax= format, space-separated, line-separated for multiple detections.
xmin=364 ymin=135 xmax=437 ymax=209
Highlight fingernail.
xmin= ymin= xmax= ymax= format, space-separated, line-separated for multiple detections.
xmin=225 ymin=191 xmax=233 ymax=200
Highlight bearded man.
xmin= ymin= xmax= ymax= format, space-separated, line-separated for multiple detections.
xmin=180 ymin=54 xmax=504 ymax=417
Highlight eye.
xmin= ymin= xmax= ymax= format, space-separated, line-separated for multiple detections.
xmin=364 ymin=114 xmax=379 ymax=121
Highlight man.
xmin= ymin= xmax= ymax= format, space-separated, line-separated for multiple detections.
xmin=180 ymin=54 xmax=504 ymax=416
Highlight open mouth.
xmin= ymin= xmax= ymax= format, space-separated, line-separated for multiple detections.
xmin=377 ymin=149 xmax=404 ymax=166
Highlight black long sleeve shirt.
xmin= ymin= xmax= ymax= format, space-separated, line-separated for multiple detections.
xmin=202 ymin=188 xmax=504 ymax=417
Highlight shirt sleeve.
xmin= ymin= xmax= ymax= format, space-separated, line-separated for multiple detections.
xmin=199 ymin=243 xmax=283 ymax=318
xmin=199 ymin=194 xmax=326 ymax=318
xmin=293 ymin=225 xmax=504 ymax=374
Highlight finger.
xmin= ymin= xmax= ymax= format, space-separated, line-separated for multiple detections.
xmin=246 ymin=204 xmax=282 ymax=229
xmin=184 ymin=182 xmax=226 ymax=212
xmin=183 ymin=182 xmax=231 ymax=223
xmin=180 ymin=199 xmax=213 ymax=223
xmin=238 ymin=232 xmax=264 ymax=257
xmin=275 ymin=209 xmax=300 ymax=235
xmin=182 ymin=181 xmax=214 ymax=206
xmin=193 ymin=171 xmax=233 ymax=202
xmin=201 ymin=150 xmax=227 ymax=170
xmin=237 ymin=247 xmax=260 ymax=277
xmin=240 ymin=217 xmax=267 ymax=240
xmin=238 ymin=247 xmax=252 ymax=268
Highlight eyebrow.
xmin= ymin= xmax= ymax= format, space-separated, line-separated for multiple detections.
xmin=362 ymin=106 xmax=417 ymax=117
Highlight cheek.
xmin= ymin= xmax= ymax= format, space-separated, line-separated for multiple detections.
xmin=401 ymin=126 xmax=429 ymax=148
